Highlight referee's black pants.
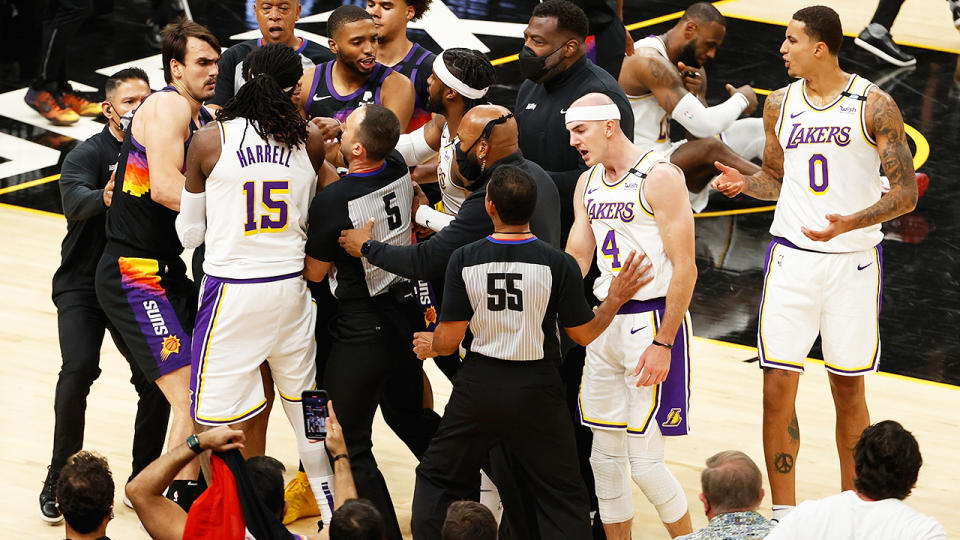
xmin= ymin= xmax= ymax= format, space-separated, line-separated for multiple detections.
xmin=324 ymin=294 xmax=441 ymax=540
xmin=49 ymin=290 xmax=170 ymax=479
xmin=412 ymin=354 xmax=592 ymax=540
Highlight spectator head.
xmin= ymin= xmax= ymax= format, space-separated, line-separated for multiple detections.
xmin=255 ymin=0 xmax=302 ymax=46
xmin=161 ymin=20 xmax=220 ymax=100
xmin=441 ymin=501 xmax=497 ymax=540
xmin=341 ymin=105 xmax=401 ymax=166
xmin=521 ymin=0 xmax=589 ymax=83
xmin=57 ymin=451 xmax=114 ymax=536
xmin=565 ymin=93 xmax=626 ymax=167
xmin=247 ymin=456 xmax=286 ymax=519
xmin=427 ymin=48 xmax=496 ymax=114
xmin=699 ymin=450 xmax=764 ymax=518
xmin=854 ymin=420 xmax=923 ymax=501
xmin=366 ymin=0 xmax=432 ymax=42
xmin=675 ymin=3 xmax=727 ymax=68
xmin=328 ymin=5 xmax=378 ymax=76
xmin=329 ymin=499 xmax=386 ymax=540
xmin=485 ymin=165 xmax=538 ymax=226
xmin=103 ymin=67 xmax=151 ymax=132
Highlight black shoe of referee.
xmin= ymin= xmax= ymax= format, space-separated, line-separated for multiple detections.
xmin=950 ymin=0 xmax=960 ymax=28
xmin=39 ymin=467 xmax=63 ymax=524
xmin=854 ymin=23 xmax=916 ymax=67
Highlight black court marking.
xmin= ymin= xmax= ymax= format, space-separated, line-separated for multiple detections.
xmin=0 ymin=0 xmax=957 ymax=385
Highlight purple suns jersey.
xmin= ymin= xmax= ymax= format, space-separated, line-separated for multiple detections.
xmin=304 ymin=60 xmax=390 ymax=123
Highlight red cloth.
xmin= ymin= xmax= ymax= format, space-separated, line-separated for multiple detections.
xmin=182 ymin=455 xmax=246 ymax=540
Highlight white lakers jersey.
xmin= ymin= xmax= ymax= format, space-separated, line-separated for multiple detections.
xmin=585 ymin=151 xmax=675 ymax=301
xmin=771 ymin=74 xmax=882 ymax=252
xmin=627 ymin=36 xmax=673 ymax=153
xmin=203 ymin=118 xmax=318 ymax=279
xmin=436 ymin=124 xmax=468 ymax=215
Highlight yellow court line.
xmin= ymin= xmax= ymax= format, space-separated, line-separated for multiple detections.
xmin=0 ymin=173 xmax=61 ymax=196
xmin=904 ymin=124 xmax=929 ymax=171
xmin=694 ymin=336 xmax=960 ymax=391
xmin=719 ymin=12 xmax=960 ymax=55
xmin=695 ymin=205 xmax=777 ymax=218
xmin=0 ymin=201 xmax=64 ymax=219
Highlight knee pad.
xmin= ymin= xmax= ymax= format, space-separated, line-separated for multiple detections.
xmin=589 ymin=429 xmax=633 ymax=523
xmin=628 ymin=427 xmax=687 ymax=523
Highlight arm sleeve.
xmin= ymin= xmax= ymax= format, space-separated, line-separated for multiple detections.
xmin=209 ymin=48 xmax=240 ymax=107
xmin=59 ymin=141 xmax=107 ymax=221
xmin=305 ymin=192 xmax=342 ymax=262
xmin=175 ymin=189 xmax=206 ymax=249
xmin=439 ymin=249 xmax=473 ymax=322
xmin=556 ymin=253 xmax=595 ymax=328
xmin=365 ymin=197 xmax=491 ymax=281
xmin=415 ymin=205 xmax=455 ymax=232
xmin=395 ymin=128 xmax=438 ymax=166
xmin=670 ymin=91 xmax=748 ymax=139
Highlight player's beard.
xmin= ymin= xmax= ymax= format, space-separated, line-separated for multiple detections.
xmin=678 ymin=39 xmax=701 ymax=69
xmin=426 ymin=90 xmax=445 ymax=114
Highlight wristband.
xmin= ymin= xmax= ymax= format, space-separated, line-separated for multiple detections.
xmin=332 ymin=453 xmax=350 ymax=463
xmin=651 ymin=339 xmax=673 ymax=350
xmin=186 ymin=434 xmax=203 ymax=454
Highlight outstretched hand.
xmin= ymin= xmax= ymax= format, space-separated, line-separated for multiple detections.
xmin=801 ymin=213 xmax=851 ymax=242
xmin=607 ymin=251 xmax=653 ymax=305
xmin=338 ymin=218 xmax=375 ymax=257
xmin=711 ymin=161 xmax=746 ymax=198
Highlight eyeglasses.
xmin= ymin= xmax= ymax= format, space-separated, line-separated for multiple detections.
xmin=456 ymin=113 xmax=514 ymax=155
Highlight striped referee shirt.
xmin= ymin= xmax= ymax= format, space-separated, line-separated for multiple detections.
xmin=441 ymin=236 xmax=594 ymax=362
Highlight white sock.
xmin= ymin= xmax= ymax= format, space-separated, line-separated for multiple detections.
xmin=280 ymin=397 xmax=335 ymax=523
xmin=479 ymin=470 xmax=503 ymax=525
xmin=772 ymin=504 xmax=795 ymax=522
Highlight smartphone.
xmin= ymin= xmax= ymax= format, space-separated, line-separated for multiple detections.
xmin=302 ymin=389 xmax=329 ymax=441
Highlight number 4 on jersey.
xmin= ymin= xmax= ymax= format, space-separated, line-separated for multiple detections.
xmin=601 ymin=230 xmax=622 ymax=269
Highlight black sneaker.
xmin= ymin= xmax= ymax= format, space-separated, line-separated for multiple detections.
xmin=950 ymin=0 xmax=960 ymax=28
xmin=854 ymin=23 xmax=916 ymax=67
xmin=39 ymin=467 xmax=63 ymax=524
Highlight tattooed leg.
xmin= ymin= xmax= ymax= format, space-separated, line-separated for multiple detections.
xmin=828 ymin=372 xmax=870 ymax=492
xmin=762 ymin=367 xmax=801 ymax=506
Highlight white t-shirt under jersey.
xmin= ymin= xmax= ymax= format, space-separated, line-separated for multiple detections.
xmin=766 ymin=491 xmax=946 ymax=540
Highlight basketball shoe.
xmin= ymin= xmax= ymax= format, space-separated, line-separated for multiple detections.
xmin=854 ymin=23 xmax=916 ymax=67
xmin=60 ymin=87 xmax=102 ymax=117
xmin=282 ymin=470 xmax=321 ymax=524
xmin=949 ymin=0 xmax=960 ymax=28
xmin=39 ymin=466 xmax=63 ymax=524
xmin=24 ymin=87 xmax=79 ymax=125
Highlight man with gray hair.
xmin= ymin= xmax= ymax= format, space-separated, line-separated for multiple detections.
xmin=677 ymin=451 xmax=773 ymax=539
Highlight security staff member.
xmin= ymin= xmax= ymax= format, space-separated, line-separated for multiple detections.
xmin=574 ymin=0 xmax=632 ymax=79
xmin=338 ymin=105 xmax=562 ymax=284
xmin=515 ymin=0 xmax=633 ymax=241
xmin=303 ymin=104 xmax=440 ymax=540
xmin=409 ymin=166 xmax=651 ymax=540
xmin=40 ymin=68 xmax=170 ymax=523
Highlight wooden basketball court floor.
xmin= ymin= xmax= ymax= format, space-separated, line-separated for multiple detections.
xmin=2 ymin=205 xmax=958 ymax=537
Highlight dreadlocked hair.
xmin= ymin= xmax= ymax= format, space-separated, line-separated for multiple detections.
xmin=442 ymin=48 xmax=496 ymax=110
xmin=217 ymin=43 xmax=308 ymax=149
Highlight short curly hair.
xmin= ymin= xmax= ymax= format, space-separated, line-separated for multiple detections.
xmin=854 ymin=420 xmax=922 ymax=500
xmin=531 ymin=0 xmax=589 ymax=41
xmin=57 ymin=451 xmax=114 ymax=534
xmin=404 ymin=0 xmax=432 ymax=22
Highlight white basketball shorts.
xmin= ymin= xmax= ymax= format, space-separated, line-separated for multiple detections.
xmin=758 ymin=237 xmax=882 ymax=376
xmin=190 ymin=272 xmax=317 ymax=425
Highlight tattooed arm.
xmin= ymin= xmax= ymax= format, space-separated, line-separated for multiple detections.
xmin=712 ymin=87 xmax=785 ymax=201
xmin=801 ymin=88 xmax=917 ymax=242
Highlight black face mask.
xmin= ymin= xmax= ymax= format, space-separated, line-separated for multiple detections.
xmin=454 ymin=113 xmax=515 ymax=188
xmin=518 ymin=44 xmax=564 ymax=82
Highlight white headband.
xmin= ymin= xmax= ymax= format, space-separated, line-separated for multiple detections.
xmin=433 ymin=53 xmax=489 ymax=100
xmin=564 ymin=104 xmax=621 ymax=124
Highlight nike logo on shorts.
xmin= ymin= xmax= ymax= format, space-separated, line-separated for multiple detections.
xmin=630 ymin=326 xmax=647 ymax=334
xmin=857 ymin=263 xmax=873 ymax=271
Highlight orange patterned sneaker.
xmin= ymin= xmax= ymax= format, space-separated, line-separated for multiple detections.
xmin=282 ymin=470 xmax=321 ymax=524
xmin=24 ymin=87 xmax=79 ymax=125
xmin=61 ymin=89 xmax=102 ymax=117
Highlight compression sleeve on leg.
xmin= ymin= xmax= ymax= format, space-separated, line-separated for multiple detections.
xmin=396 ymin=126 xmax=439 ymax=166
xmin=175 ymin=189 xmax=206 ymax=249
xmin=280 ymin=398 xmax=335 ymax=525
xmin=671 ymin=91 xmax=748 ymax=139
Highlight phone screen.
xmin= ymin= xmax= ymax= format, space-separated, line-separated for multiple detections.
xmin=302 ymin=390 xmax=328 ymax=440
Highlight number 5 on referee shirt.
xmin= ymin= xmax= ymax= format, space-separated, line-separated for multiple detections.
xmin=243 ymin=180 xmax=289 ymax=234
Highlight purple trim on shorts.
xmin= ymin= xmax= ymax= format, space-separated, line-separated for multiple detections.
xmin=770 ymin=236 xmax=822 ymax=254
xmin=876 ymin=243 xmax=884 ymax=313
xmin=190 ymin=277 xmax=225 ymax=410
xmin=757 ymin=239 xmax=777 ymax=364
xmin=650 ymin=309 xmax=690 ymax=436
xmin=204 ymin=271 xmax=302 ymax=284
xmin=617 ymin=297 xmax=666 ymax=315
xmin=196 ymin=401 xmax=268 ymax=426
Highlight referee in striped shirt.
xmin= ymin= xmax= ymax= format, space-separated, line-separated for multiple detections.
xmin=409 ymin=165 xmax=652 ymax=539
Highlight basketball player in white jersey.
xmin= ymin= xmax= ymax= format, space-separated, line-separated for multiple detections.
xmin=618 ymin=2 xmax=762 ymax=212
xmin=174 ymin=44 xmax=341 ymax=525
xmin=395 ymin=48 xmax=495 ymax=228
xmin=565 ymin=93 xmax=698 ymax=539
xmin=711 ymin=6 xmax=918 ymax=521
